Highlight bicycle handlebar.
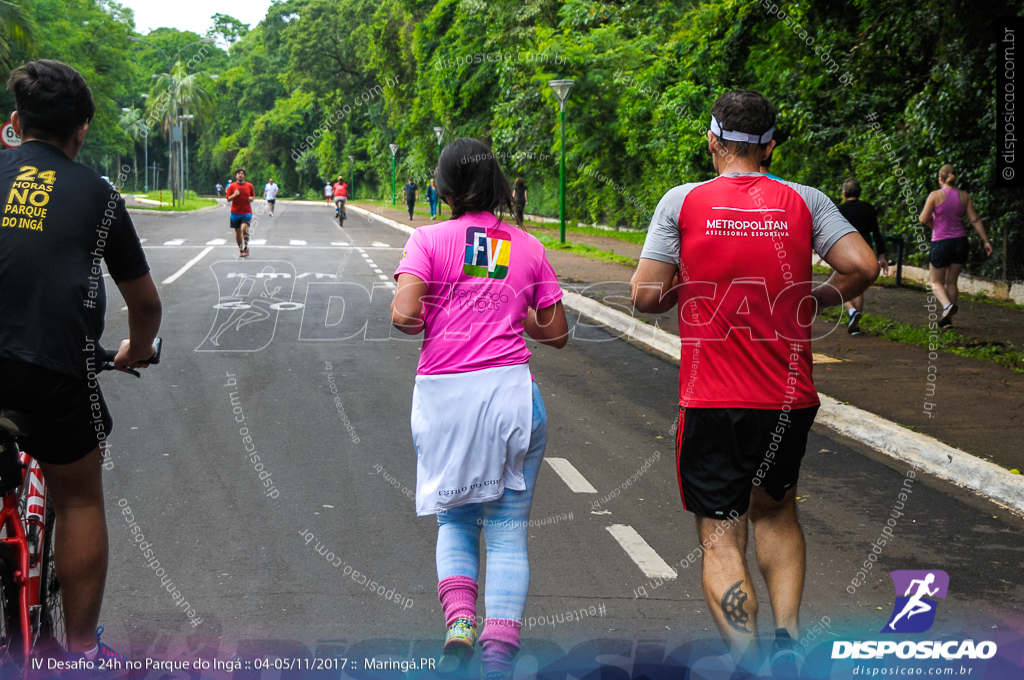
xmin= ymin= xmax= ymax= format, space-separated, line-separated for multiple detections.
xmin=99 ymin=337 xmax=162 ymax=377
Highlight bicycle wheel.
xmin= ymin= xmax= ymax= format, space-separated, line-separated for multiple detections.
xmin=0 ymin=543 xmax=21 ymax=673
xmin=34 ymin=498 xmax=63 ymax=654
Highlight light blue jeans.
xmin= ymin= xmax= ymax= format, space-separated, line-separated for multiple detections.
xmin=435 ymin=381 xmax=547 ymax=622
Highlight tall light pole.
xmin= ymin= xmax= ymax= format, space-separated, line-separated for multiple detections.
xmin=129 ymin=36 xmax=215 ymax=206
xmin=140 ymin=93 xmax=149 ymax=192
xmin=348 ymin=155 xmax=355 ymax=199
xmin=433 ymin=126 xmax=444 ymax=216
xmin=548 ymin=79 xmax=575 ymax=244
xmin=389 ymin=143 xmax=399 ymax=206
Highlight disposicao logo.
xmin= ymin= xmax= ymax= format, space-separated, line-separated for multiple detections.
xmin=882 ymin=569 xmax=948 ymax=633
xmin=831 ymin=569 xmax=998 ymax=661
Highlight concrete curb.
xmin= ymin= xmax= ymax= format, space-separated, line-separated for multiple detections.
xmin=347 ymin=204 xmax=414 ymax=235
xmin=128 ymin=201 xmax=224 ymax=217
xmin=365 ymin=206 xmax=1024 ymax=514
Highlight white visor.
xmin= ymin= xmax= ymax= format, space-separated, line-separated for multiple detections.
xmin=710 ymin=115 xmax=774 ymax=144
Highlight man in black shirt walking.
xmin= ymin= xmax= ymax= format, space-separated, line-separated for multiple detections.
xmin=0 ymin=60 xmax=162 ymax=663
xmin=837 ymin=179 xmax=889 ymax=333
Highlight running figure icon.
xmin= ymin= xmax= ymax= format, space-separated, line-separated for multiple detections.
xmin=888 ymin=573 xmax=939 ymax=630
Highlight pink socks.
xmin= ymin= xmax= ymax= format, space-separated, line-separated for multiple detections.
xmin=438 ymin=575 xmax=478 ymax=628
xmin=438 ymin=578 xmax=521 ymax=674
xmin=479 ymin=618 xmax=522 ymax=675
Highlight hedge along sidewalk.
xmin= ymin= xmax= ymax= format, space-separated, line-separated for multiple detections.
xmin=361 ymin=205 xmax=1024 ymax=516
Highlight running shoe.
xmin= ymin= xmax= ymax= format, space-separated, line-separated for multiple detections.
xmin=938 ymin=303 xmax=958 ymax=328
xmin=847 ymin=310 xmax=862 ymax=334
xmin=240 ymin=248 xmax=249 ymax=258
xmin=437 ymin=618 xmax=476 ymax=674
xmin=61 ymin=626 xmax=126 ymax=678
xmin=768 ymin=630 xmax=801 ymax=679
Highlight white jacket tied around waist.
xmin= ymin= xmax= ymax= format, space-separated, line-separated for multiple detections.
xmin=411 ymin=364 xmax=532 ymax=516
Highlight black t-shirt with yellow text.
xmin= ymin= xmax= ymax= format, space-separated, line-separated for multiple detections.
xmin=0 ymin=141 xmax=150 ymax=379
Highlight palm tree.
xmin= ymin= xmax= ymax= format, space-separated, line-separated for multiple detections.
xmin=145 ymin=62 xmax=214 ymax=201
xmin=0 ymin=0 xmax=33 ymax=71
xmin=118 ymin=107 xmax=148 ymax=192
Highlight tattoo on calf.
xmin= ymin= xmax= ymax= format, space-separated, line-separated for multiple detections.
xmin=722 ymin=580 xmax=751 ymax=633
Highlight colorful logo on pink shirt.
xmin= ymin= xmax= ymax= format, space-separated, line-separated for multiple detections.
xmin=464 ymin=226 xmax=511 ymax=279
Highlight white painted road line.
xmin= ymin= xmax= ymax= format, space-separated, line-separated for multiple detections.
xmin=290 ymin=239 xmax=307 ymax=245
xmin=250 ymin=239 xmax=267 ymax=245
xmin=206 ymin=238 xmax=227 ymax=245
xmin=372 ymin=241 xmax=391 ymax=247
xmin=163 ymin=238 xmax=185 ymax=246
xmin=544 ymin=458 xmax=598 ymax=493
xmin=606 ymin=525 xmax=678 ymax=580
xmin=377 ymin=274 xmax=390 ymax=280
xmin=161 ymin=246 xmax=215 ymax=285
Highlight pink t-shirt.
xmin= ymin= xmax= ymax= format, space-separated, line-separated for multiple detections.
xmin=394 ymin=212 xmax=563 ymax=375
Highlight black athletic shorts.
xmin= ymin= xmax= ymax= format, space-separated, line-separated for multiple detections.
xmin=929 ymin=236 xmax=969 ymax=268
xmin=674 ymin=406 xmax=819 ymax=518
xmin=0 ymin=358 xmax=112 ymax=465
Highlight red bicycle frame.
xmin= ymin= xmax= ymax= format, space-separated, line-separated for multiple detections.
xmin=0 ymin=452 xmax=49 ymax=660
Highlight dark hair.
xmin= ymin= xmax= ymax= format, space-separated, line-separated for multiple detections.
xmin=709 ymin=89 xmax=776 ymax=159
xmin=235 ymin=167 xmax=246 ymax=175
xmin=514 ymin=177 xmax=525 ymax=187
xmin=842 ymin=178 xmax=862 ymax=198
xmin=435 ymin=138 xmax=514 ymax=222
xmin=6 ymin=60 xmax=96 ymax=144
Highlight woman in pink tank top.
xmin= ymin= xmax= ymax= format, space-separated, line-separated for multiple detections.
xmin=919 ymin=164 xmax=992 ymax=327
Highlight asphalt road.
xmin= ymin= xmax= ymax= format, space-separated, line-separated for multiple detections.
xmin=91 ymin=201 xmax=1024 ymax=676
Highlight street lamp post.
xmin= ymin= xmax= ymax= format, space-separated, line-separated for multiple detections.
xmin=548 ymin=79 xmax=575 ymax=244
xmin=433 ymin=126 xmax=444 ymax=216
xmin=348 ymin=155 xmax=355 ymax=199
xmin=389 ymin=143 xmax=399 ymax=206
xmin=140 ymin=93 xmax=149 ymax=192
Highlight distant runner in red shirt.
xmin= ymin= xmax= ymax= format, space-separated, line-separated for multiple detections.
xmin=632 ymin=90 xmax=879 ymax=676
xmin=226 ymin=167 xmax=255 ymax=257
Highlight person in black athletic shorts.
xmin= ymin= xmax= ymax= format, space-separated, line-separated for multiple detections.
xmin=632 ymin=90 xmax=879 ymax=675
xmin=513 ymin=177 xmax=528 ymax=227
xmin=0 ymin=60 xmax=162 ymax=664
xmin=837 ymin=179 xmax=889 ymax=334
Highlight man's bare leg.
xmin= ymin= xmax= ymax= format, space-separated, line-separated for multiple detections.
xmin=39 ymin=447 xmax=107 ymax=653
xmin=749 ymin=486 xmax=804 ymax=638
xmin=697 ymin=513 xmax=760 ymax=671
xmin=233 ymin=226 xmax=243 ymax=250
xmin=241 ymin=222 xmax=250 ymax=251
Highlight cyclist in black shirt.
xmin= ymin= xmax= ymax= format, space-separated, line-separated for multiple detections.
xmin=0 ymin=60 xmax=162 ymax=664
xmin=837 ymin=179 xmax=889 ymax=334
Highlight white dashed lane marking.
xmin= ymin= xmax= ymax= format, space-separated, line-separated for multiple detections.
xmin=290 ymin=239 xmax=307 ymax=245
xmin=163 ymin=238 xmax=185 ymax=246
xmin=606 ymin=525 xmax=678 ymax=580
xmin=206 ymin=238 xmax=227 ymax=245
xmin=161 ymin=246 xmax=215 ymax=285
xmin=544 ymin=458 xmax=598 ymax=493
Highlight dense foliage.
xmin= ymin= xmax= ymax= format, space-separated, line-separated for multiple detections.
xmin=3 ymin=0 xmax=1022 ymax=279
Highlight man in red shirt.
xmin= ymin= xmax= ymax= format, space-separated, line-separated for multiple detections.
xmin=333 ymin=178 xmax=348 ymax=219
xmin=632 ymin=90 xmax=879 ymax=675
xmin=226 ymin=167 xmax=255 ymax=257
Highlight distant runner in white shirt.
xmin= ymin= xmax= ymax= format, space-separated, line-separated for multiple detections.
xmin=264 ymin=178 xmax=279 ymax=217
xmin=324 ymin=182 xmax=332 ymax=204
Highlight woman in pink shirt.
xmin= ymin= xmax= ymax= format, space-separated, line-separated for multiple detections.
xmin=390 ymin=138 xmax=568 ymax=680
xmin=919 ymin=164 xmax=992 ymax=327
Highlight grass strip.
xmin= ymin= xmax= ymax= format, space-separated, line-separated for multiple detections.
xmin=531 ymin=231 xmax=638 ymax=268
xmin=821 ymin=308 xmax=1024 ymax=372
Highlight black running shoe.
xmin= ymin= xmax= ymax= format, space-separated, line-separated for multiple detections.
xmin=769 ymin=629 xmax=801 ymax=678
xmin=847 ymin=310 xmax=862 ymax=334
xmin=938 ymin=304 xmax=957 ymax=328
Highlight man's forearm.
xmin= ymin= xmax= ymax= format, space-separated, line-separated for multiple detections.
xmin=128 ymin=303 xmax=162 ymax=355
xmin=813 ymin=271 xmax=872 ymax=308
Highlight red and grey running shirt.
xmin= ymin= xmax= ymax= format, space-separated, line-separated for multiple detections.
xmin=640 ymin=172 xmax=856 ymax=410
